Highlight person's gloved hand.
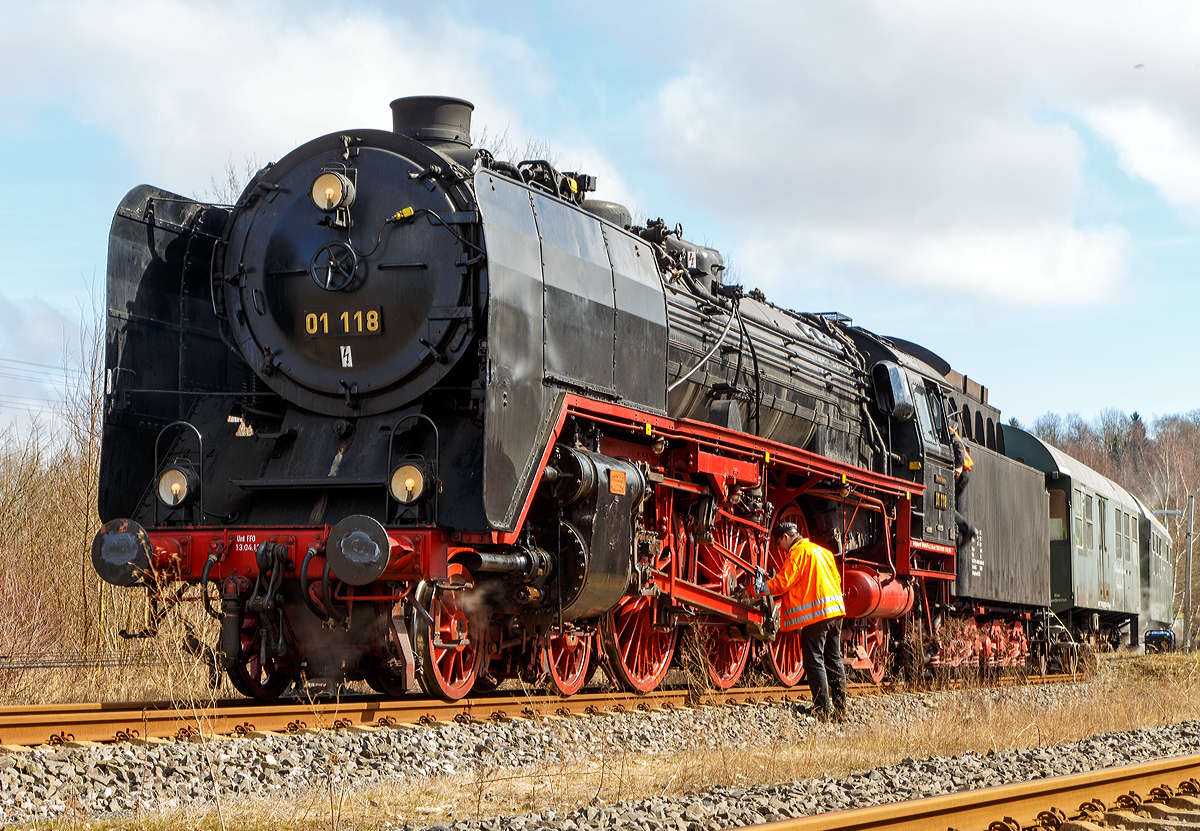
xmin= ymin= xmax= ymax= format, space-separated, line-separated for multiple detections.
xmin=753 ymin=566 xmax=769 ymax=597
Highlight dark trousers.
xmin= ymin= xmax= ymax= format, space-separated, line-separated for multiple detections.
xmin=801 ymin=616 xmax=847 ymax=716
xmin=955 ymin=511 xmax=973 ymax=544
xmin=955 ymin=468 xmax=976 ymax=548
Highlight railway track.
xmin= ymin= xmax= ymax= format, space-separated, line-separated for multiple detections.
xmin=764 ymin=753 xmax=1200 ymax=830
xmin=0 ymin=673 xmax=1079 ymax=748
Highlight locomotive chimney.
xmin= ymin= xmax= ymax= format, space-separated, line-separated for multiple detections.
xmin=389 ymin=95 xmax=474 ymax=156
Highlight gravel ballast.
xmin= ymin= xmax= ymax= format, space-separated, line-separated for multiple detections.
xmin=3 ymin=682 xmax=1197 ymax=827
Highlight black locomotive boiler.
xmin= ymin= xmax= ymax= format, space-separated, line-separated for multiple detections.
xmin=91 ymin=95 xmax=1160 ymax=701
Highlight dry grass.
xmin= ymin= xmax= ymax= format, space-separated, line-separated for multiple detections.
xmin=27 ymin=653 xmax=1200 ymax=831
xmin=0 ymin=316 xmax=222 ymax=706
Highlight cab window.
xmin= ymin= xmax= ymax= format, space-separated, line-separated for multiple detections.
xmin=910 ymin=379 xmax=948 ymax=452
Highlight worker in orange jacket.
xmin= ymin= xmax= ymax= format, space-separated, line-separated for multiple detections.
xmin=768 ymin=522 xmax=847 ymax=721
xmin=950 ymin=424 xmax=977 ymax=550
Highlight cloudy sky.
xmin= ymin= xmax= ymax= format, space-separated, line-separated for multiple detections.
xmin=1 ymin=0 xmax=1198 ymax=431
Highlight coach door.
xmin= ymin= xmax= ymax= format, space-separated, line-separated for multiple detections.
xmin=1109 ymin=503 xmax=1123 ymax=611
xmin=1120 ymin=508 xmax=1132 ymax=612
xmin=1097 ymin=497 xmax=1111 ymax=608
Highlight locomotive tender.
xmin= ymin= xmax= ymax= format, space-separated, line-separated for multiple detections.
xmin=91 ymin=96 xmax=1169 ymax=700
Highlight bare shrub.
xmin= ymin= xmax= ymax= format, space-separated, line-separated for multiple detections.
xmin=199 ymin=156 xmax=262 ymax=206
xmin=0 ymin=310 xmax=221 ymax=704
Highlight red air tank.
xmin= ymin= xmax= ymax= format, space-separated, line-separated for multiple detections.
xmin=842 ymin=564 xmax=914 ymax=619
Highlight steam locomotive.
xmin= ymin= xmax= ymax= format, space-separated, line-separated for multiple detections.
xmin=91 ymin=96 xmax=1172 ymax=700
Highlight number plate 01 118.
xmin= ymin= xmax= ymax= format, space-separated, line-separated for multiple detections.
xmin=304 ymin=308 xmax=383 ymax=337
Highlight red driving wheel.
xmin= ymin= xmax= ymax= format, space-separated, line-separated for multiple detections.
xmin=764 ymin=503 xmax=809 ymax=687
xmin=864 ymin=618 xmax=889 ymax=684
xmin=600 ymin=511 xmax=681 ymax=693
xmin=542 ymin=628 xmax=593 ymax=696
xmin=414 ymin=562 xmax=485 ymax=702
xmin=694 ymin=519 xmax=754 ymax=689
xmin=600 ymin=596 xmax=677 ymax=693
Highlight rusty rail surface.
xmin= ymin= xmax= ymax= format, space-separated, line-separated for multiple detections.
xmin=763 ymin=753 xmax=1200 ymax=831
xmin=0 ymin=673 xmax=1080 ymax=748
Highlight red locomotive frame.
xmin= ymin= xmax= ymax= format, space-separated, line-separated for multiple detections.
xmin=137 ymin=394 xmax=977 ymax=699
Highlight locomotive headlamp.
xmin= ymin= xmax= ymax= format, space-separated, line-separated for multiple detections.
xmin=156 ymin=465 xmax=199 ymax=508
xmin=310 ymin=171 xmax=356 ymax=212
xmin=389 ymin=463 xmax=427 ymax=504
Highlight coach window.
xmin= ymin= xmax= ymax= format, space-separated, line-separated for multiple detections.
xmin=1117 ymin=511 xmax=1124 ymax=561
xmin=1049 ymin=490 xmax=1068 ymax=540
xmin=961 ymin=404 xmax=972 ymax=439
xmin=975 ymin=411 xmax=986 ymax=444
xmin=1125 ymin=511 xmax=1130 ymax=561
xmin=1073 ymin=488 xmax=1084 ymax=550
xmin=1113 ymin=509 xmax=1123 ymax=562
xmin=1084 ymin=493 xmax=1094 ymax=554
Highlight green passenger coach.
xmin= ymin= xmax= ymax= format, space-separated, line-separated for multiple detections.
xmin=1133 ymin=495 xmax=1173 ymax=640
xmin=1003 ymin=426 xmax=1167 ymax=648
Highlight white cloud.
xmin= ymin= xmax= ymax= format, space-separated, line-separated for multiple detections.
xmin=0 ymin=1 xmax=551 ymax=195
xmin=1085 ymin=105 xmax=1200 ymax=214
xmin=645 ymin=0 xmax=1200 ymax=308
xmin=3 ymin=0 xmax=1200 ymax=317
xmin=771 ymin=223 xmax=1128 ymax=305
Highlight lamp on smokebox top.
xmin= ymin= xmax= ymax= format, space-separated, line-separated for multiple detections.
xmin=310 ymin=171 xmax=355 ymax=212
xmin=156 ymin=465 xmax=199 ymax=508
xmin=390 ymin=463 xmax=428 ymax=504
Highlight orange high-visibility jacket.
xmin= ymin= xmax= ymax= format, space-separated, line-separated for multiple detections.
xmin=950 ymin=425 xmax=974 ymax=472
xmin=767 ymin=537 xmax=845 ymax=631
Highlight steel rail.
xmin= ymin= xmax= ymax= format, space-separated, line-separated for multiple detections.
xmin=0 ymin=674 xmax=1079 ymax=748
xmin=759 ymin=753 xmax=1200 ymax=831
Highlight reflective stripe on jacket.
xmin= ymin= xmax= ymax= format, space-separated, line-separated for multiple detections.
xmin=767 ymin=538 xmax=845 ymax=631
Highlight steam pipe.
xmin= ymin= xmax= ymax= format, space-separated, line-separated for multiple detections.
xmin=458 ymin=549 xmax=552 ymax=579
xmin=321 ymin=559 xmax=348 ymax=624
xmin=200 ymin=553 xmax=221 ymax=621
xmin=299 ymin=545 xmax=329 ymax=622
xmin=668 ymin=305 xmax=738 ymax=393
